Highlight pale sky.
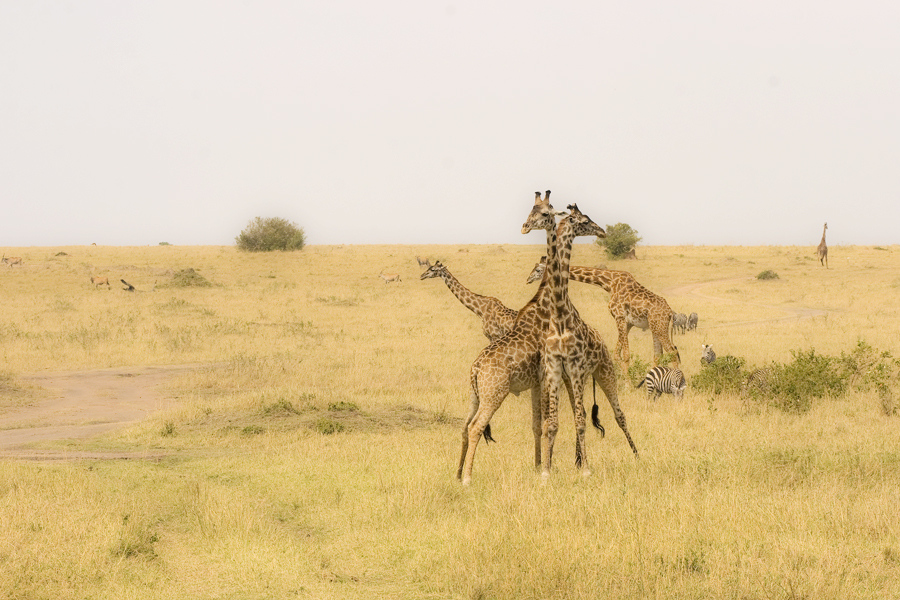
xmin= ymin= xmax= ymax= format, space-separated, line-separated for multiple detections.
xmin=2 ymin=1 xmax=898 ymax=247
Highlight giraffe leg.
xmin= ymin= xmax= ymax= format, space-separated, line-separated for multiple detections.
xmin=459 ymin=384 xmax=509 ymax=486
xmin=593 ymin=352 xmax=639 ymax=457
xmin=564 ymin=372 xmax=590 ymax=476
xmin=530 ymin=385 xmax=542 ymax=470
xmin=456 ymin=388 xmax=480 ymax=481
xmin=540 ymin=358 xmax=563 ymax=481
xmin=615 ymin=318 xmax=631 ymax=368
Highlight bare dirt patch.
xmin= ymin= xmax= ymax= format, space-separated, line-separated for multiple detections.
xmin=0 ymin=364 xmax=202 ymax=460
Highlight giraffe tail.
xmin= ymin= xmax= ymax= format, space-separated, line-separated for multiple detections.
xmin=590 ymin=377 xmax=606 ymax=438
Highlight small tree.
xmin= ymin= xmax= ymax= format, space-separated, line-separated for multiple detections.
xmin=597 ymin=223 xmax=641 ymax=259
xmin=236 ymin=217 xmax=306 ymax=252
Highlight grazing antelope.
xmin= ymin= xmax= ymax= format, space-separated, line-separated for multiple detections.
xmin=379 ymin=271 xmax=401 ymax=283
xmin=2 ymin=256 xmax=23 ymax=268
xmin=91 ymin=276 xmax=110 ymax=288
xmin=416 ymin=256 xmax=431 ymax=269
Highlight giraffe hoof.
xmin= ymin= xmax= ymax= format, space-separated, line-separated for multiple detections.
xmin=461 ymin=477 xmax=472 ymax=487
xmin=540 ymin=471 xmax=551 ymax=485
xmin=581 ymin=468 xmax=593 ymax=479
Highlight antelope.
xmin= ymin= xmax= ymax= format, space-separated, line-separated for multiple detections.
xmin=91 ymin=276 xmax=110 ymax=288
xmin=2 ymin=256 xmax=23 ymax=267
xmin=416 ymin=256 xmax=431 ymax=269
xmin=379 ymin=271 xmax=401 ymax=283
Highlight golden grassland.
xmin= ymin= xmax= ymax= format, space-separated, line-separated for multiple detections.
xmin=1 ymin=242 xmax=899 ymax=599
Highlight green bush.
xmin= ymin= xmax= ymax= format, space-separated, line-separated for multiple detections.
xmin=692 ymin=355 xmax=745 ymax=395
xmin=766 ymin=349 xmax=846 ymax=414
xmin=236 ymin=217 xmax=306 ymax=252
xmin=756 ymin=270 xmax=779 ymax=280
xmin=596 ymin=223 xmax=641 ymax=259
xmin=627 ymin=355 xmax=651 ymax=388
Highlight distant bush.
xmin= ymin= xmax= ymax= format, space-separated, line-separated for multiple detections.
xmin=757 ymin=270 xmax=779 ymax=280
xmin=159 ymin=242 xmax=171 ymax=246
xmin=597 ymin=223 xmax=641 ymax=259
xmin=165 ymin=268 xmax=212 ymax=288
xmin=236 ymin=217 xmax=306 ymax=252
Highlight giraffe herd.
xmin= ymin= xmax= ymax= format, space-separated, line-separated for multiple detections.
xmin=420 ymin=196 xmax=829 ymax=484
xmin=426 ymin=191 xmax=642 ymax=485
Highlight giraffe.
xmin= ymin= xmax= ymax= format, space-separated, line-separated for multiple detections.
xmin=532 ymin=203 xmax=637 ymax=480
xmin=458 ymin=193 xmax=637 ymax=485
xmin=817 ymin=222 xmax=828 ymax=268
xmin=420 ymin=261 xmax=518 ymax=343
xmin=457 ymin=191 xmax=560 ymax=485
xmin=527 ymin=260 xmax=680 ymax=368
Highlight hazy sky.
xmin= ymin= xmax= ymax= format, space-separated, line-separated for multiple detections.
xmin=2 ymin=2 xmax=899 ymax=247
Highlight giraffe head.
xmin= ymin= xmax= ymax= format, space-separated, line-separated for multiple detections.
xmin=521 ymin=191 xmax=565 ymax=234
xmin=563 ymin=203 xmax=606 ymax=239
xmin=526 ymin=256 xmax=547 ymax=284
xmin=419 ymin=261 xmax=448 ymax=280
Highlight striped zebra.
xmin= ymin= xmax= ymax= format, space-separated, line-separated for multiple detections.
xmin=700 ymin=343 xmax=716 ymax=365
xmin=672 ymin=312 xmax=688 ymax=334
xmin=637 ymin=366 xmax=687 ymax=401
xmin=687 ymin=312 xmax=698 ymax=331
xmin=741 ymin=368 xmax=775 ymax=400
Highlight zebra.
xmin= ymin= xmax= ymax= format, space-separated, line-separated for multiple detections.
xmin=637 ymin=366 xmax=687 ymax=401
xmin=741 ymin=367 xmax=775 ymax=400
xmin=687 ymin=312 xmax=698 ymax=331
xmin=700 ymin=343 xmax=716 ymax=365
xmin=672 ymin=312 xmax=688 ymax=334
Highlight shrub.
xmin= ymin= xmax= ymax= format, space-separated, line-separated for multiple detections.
xmin=236 ymin=217 xmax=306 ymax=252
xmin=767 ymin=349 xmax=846 ymax=414
xmin=165 ymin=268 xmax=212 ymax=288
xmin=692 ymin=355 xmax=745 ymax=395
xmin=757 ymin=270 xmax=779 ymax=280
xmin=596 ymin=223 xmax=641 ymax=259
xmin=627 ymin=356 xmax=651 ymax=388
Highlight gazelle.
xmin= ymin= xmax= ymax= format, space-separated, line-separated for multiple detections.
xmin=379 ymin=271 xmax=401 ymax=283
xmin=2 ymin=256 xmax=23 ymax=267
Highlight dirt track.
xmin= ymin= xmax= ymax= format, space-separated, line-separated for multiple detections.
xmin=0 ymin=364 xmax=201 ymax=460
xmin=665 ymin=277 xmax=828 ymax=328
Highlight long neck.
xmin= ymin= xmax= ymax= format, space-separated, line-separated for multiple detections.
xmin=439 ymin=270 xmax=486 ymax=317
xmin=821 ymin=226 xmax=827 ymax=243
xmin=568 ymin=266 xmax=614 ymax=292
xmin=550 ymin=222 xmax=575 ymax=326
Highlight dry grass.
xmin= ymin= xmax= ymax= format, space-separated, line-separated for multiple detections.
xmin=1 ymin=242 xmax=899 ymax=598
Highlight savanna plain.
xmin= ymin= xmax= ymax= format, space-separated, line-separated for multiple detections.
xmin=1 ymin=242 xmax=899 ymax=599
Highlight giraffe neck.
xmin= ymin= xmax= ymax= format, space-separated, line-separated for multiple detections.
xmin=821 ymin=227 xmax=827 ymax=244
xmin=568 ymin=266 xmax=614 ymax=292
xmin=439 ymin=270 xmax=487 ymax=317
xmin=549 ymin=221 xmax=576 ymax=327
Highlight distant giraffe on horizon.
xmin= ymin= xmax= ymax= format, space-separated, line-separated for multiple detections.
xmin=420 ymin=260 xmax=517 ymax=343
xmin=817 ymin=222 xmax=828 ymax=268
